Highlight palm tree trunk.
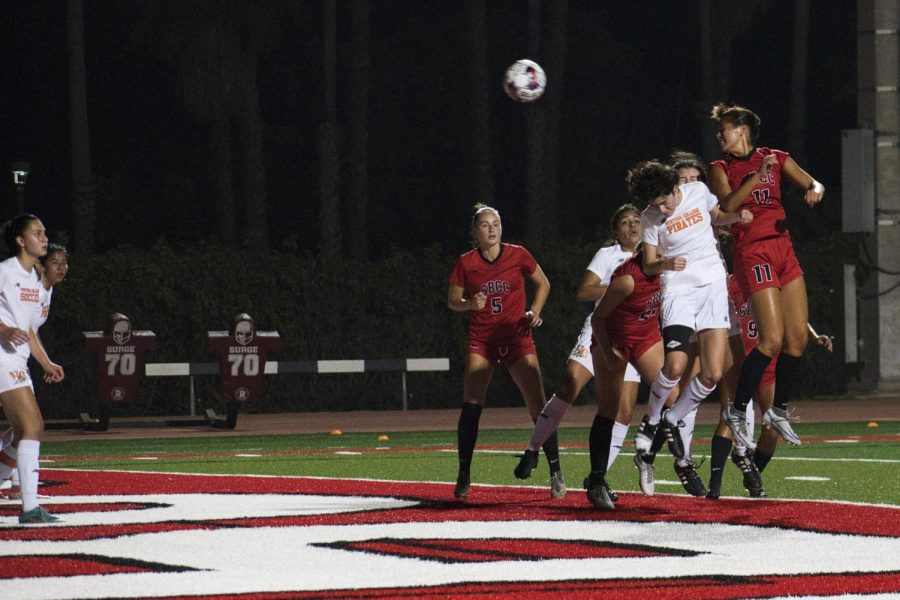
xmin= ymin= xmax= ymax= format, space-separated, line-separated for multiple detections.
xmin=209 ymin=118 xmax=236 ymax=245
xmin=346 ymin=0 xmax=370 ymax=260
xmin=465 ymin=0 xmax=495 ymax=207
xmin=235 ymin=76 xmax=268 ymax=247
xmin=67 ymin=0 xmax=96 ymax=254
xmin=318 ymin=0 xmax=342 ymax=257
xmin=788 ymin=0 xmax=810 ymax=163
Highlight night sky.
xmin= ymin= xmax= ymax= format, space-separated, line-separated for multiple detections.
xmin=1 ymin=1 xmax=856 ymax=256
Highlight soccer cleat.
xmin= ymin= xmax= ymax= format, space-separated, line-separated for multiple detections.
xmin=731 ymin=451 xmax=764 ymax=496
xmin=549 ymin=471 xmax=567 ymax=499
xmin=722 ymin=404 xmax=757 ymax=450
xmin=514 ymin=449 xmax=539 ymax=480
xmin=583 ymin=472 xmax=615 ymax=511
xmin=660 ymin=410 xmax=685 ymax=459
xmin=18 ymin=506 xmax=61 ymax=524
xmin=763 ymin=407 xmax=801 ymax=446
xmin=607 ymin=487 xmax=619 ymax=503
xmin=633 ymin=452 xmax=655 ymax=496
xmin=453 ymin=470 xmax=470 ymax=499
xmin=633 ymin=414 xmax=658 ymax=454
xmin=749 ymin=486 xmax=768 ymax=498
xmin=673 ymin=460 xmax=707 ymax=497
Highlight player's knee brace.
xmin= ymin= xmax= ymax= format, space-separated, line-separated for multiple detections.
xmin=662 ymin=325 xmax=693 ymax=354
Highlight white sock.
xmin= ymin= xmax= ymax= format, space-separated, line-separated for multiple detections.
xmin=679 ymin=409 xmax=697 ymax=461
xmin=648 ymin=372 xmax=679 ymax=425
xmin=527 ymin=395 xmax=570 ymax=451
xmin=0 ymin=446 xmax=17 ymax=481
xmin=17 ymin=439 xmax=40 ymax=512
xmin=666 ymin=377 xmax=716 ymax=423
xmin=607 ymin=422 xmax=629 ymax=469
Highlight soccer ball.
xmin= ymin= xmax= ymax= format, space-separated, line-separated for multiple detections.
xmin=503 ymin=59 xmax=546 ymax=103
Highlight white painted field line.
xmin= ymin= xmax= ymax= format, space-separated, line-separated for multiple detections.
xmin=423 ymin=448 xmax=899 ymax=464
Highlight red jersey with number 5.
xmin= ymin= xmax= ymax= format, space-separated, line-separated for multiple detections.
xmin=710 ymin=147 xmax=790 ymax=247
xmin=604 ymin=256 xmax=661 ymax=344
xmin=449 ymin=243 xmax=537 ymax=345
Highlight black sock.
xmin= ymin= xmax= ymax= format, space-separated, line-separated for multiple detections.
xmin=645 ymin=420 xmax=667 ymax=464
xmin=773 ymin=353 xmax=803 ymax=410
xmin=734 ymin=348 xmax=774 ymax=411
xmin=709 ymin=435 xmax=733 ymax=486
xmin=542 ymin=431 xmax=562 ymax=474
xmin=457 ymin=403 xmax=482 ymax=472
xmin=588 ymin=415 xmax=615 ymax=475
xmin=754 ymin=451 xmax=773 ymax=473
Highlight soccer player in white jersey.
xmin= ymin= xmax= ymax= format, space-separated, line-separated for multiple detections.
xmin=627 ymin=161 xmax=751 ymax=494
xmin=514 ymin=205 xmax=643 ymax=491
xmin=0 ymin=215 xmax=64 ymax=523
xmin=1 ymin=243 xmax=68 ymax=500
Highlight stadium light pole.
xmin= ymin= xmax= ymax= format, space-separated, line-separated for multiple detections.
xmin=11 ymin=161 xmax=30 ymax=215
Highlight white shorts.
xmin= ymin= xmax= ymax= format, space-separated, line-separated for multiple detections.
xmin=691 ymin=293 xmax=740 ymax=342
xmin=568 ymin=318 xmax=640 ymax=383
xmin=661 ymin=278 xmax=731 ymax=332
xmin=0 ymin=357 xmax=34 ymax=395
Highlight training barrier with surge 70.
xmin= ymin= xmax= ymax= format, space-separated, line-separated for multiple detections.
xmin=69 ymin=312 xmax=449 ymax=432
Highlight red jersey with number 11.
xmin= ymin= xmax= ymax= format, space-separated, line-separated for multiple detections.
xmin=710 ymin=147 xmax=791 ymax=247
xmin=449 ymin=243 xmax=537 ymax=345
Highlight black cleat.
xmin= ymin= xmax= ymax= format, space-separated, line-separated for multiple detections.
xmin=731 ymin=451 xmax=764 ymax=497
xmin=453 ymin=470 xmax=470 ymax=499
xmin=674 ymin=460 xmax=707 ymax=497
xmin=607 ymin=486 xmax=619 ymax=503
xmin=514 ymin=449 xmax=539 ymax=479
xmin=660 ymin=410 xmax=685 ymax=459
xmin=583 ymin=472 xmax=615 ymax=511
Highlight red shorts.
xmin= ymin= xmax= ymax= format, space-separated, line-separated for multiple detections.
xmin=468 ymin=337 xmax=537 ymax=369
xmin=597 ymin=328 xmax=661 ymax=366
xmin=734 ymin=236 xmax=804 ymax=297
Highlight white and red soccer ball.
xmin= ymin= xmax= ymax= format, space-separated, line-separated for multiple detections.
xmin=503 ymin=59 xmax=546 ymax=103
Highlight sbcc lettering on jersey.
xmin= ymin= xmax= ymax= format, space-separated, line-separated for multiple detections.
xmin=480 ymin=280 xmax=510 ymax=295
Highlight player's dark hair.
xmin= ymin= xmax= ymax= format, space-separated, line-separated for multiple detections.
xmin=625 ymin=161 xmax=679 ymax=205
xmin=40 ymin=243 xmax=67 ymax=267
xmin=669 ymin=149 xmax=708 ymax=182
xmin=0 ymin=213 xmax=41 ymax=259
xmin=711 ymin=103 xmax=761 ymax=144
xmin=602 ymin=203 xmax=640 ymax=246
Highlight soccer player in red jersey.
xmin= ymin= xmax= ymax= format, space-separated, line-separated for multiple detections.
xmin=707 ymin=274 xmax=833 ymax=499
xmin=513 ymin=205 xmax=642 ymax=493
xmin=583 ymin=249 xmax=663 ymax=509
xmin=447 ymin=204 xmax=558 ymax=499
xmin=709 ymin=103 xmax=825 ymax=449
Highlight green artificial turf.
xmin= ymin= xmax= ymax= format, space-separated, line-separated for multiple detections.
xmin=41 ymin=421 xmax=899 ymax=506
